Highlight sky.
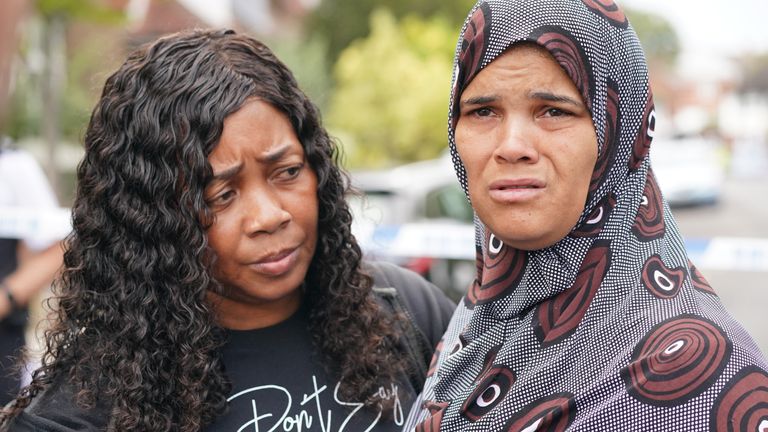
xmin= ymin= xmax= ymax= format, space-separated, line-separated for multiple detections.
xmin=621 ymin=0 xmax=768 ymax=56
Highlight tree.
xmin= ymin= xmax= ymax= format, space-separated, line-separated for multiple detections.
xmin=8 ymin=0 xmax=122 ymax=195
xmin=625 ymin=7 xmax=680 ymax=65
xmin=266 ymin=36 xmax=333 ymax=111
xmin=307 ymin=0 xmax=474 ymax=63
xmin=327 ymin=9 xmax=457 ymax=168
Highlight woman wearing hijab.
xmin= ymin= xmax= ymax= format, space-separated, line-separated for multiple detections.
xmin=405 ymin=0 xmax=768 ymax=430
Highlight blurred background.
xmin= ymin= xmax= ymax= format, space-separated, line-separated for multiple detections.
xmin=0 ymin=0 xmax=766 ymax=354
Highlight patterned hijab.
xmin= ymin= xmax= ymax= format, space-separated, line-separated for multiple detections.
xmin=405 ymin=0 xmax=768 ymax=430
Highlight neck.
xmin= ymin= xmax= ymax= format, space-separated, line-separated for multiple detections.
xmin=207 ymin=289 xmax=303 ymax=330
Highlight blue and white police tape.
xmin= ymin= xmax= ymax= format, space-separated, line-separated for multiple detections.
xmin=686 ymin=237 xmax=768 ymax=273
xmin=4 ymin=209 xmax=767 ymax=273
xmin=354 ymin=221 xmax=768 ymax=273
xmin=354 ymin=221 xmax=477 ymax=261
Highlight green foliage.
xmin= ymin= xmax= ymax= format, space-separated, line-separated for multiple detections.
xmin=6 ymin=2 xmax=125 ymax=140
xmin=59 ymin=33 xmax=122 ymax=140
xmin=6 ymin=29 xmax=93 ymax=141
xmin=266 ymin=36 xmax=333 ymax=111
xmin=327 ymin=9 xmax=456 ymax=168
xmin=5 ymin=70 xmax=38 ymax=139
xmin=36 ymin=0 xmax=124 ymax=23
xmin=307 ymin=0 xmax=475 ymax=62
xmin=625 ymin=7 xmax=680 ymax=64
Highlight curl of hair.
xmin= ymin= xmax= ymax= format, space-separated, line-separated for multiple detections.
xmin=1 ymin=29 xmax=406 ymax=431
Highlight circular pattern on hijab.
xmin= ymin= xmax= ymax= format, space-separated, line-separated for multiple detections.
xmin=589 ymin=79 xmax=621 ymax=198
xmin=452 ymin=2 xmax=493 ymax=128
xmin=630 ymin=91 xmax=655 ymax=171
xmin=531 ymin=26 xmax=594 ymax=114
xmin=466 ymin=230 xmax=528 ymax=307
xmin=641 ymin=255 xmax=685 ymax=299
xmin=623 ymin=315 xmax=732 ymax=406
xmin=415 ymin=401 xmax=450 ymax=432
xmin=501 ymin=393 xmax=576 ymax=432
xmin=461 ymin=366 xmax=516 ymax=421
xmin=632 ymin=173 xmax=665 ymax=241
xmin=571 ymin=193 xmax=616 ymax=238
xmin=457 ymin=344 xmax=506 ymax=421
xmin=489 ymin=233 xmax=504 ymax=255
xmin=532 ymin=240 xmax=611 ymax=346
xmin=710 ymin=366 xmax=768 ymax=432
xmin=579 ymin=0 xmax=628 ymax=28
xmin=689 ymin=261 xmax=717 ymax=296
xmin=459 ymin=2 xmax=492 ymax=83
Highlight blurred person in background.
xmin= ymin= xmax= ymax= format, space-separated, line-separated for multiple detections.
xmin=0 ymin=29 xmax=454 ymax=431
xmin=1 ymin=0 xmax=64 ymax=409
xmin=0 ymin=137 xmax=63 ymax=407
xmin=406 ymin=0 xmax=768 ymax=430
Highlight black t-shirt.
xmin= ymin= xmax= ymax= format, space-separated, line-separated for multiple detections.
xmin=7 ymin=262 xmax=456 ymax=431
xmin=206 ymin=304 xmax=411 ymax=431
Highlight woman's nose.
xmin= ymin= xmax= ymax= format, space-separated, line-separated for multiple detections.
xmin=243 ymin=189 xmax=291 ymax=235
xmin=493 ymin=119 xmax=540 ymax=164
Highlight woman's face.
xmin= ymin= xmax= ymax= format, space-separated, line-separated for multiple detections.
xmin=205 ymin=99 xmax=318 ymax=329
xmin=455 ymin=44 xmax=598 ymax=250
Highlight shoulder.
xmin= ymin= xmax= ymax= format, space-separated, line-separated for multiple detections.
xmin=364 ymin=260 xmax=455 ymax=316
xmin=364 ymin=260 xmax=456 ymax=346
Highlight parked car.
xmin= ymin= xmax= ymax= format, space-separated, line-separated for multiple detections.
xmin=348 ymin=155 xmax=476 ymax=301
xmin=650 ymin=135 xmax=726 ymax=207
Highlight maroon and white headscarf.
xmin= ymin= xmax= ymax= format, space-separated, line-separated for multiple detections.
xmin=405 ymin=0 xmax=768 ymax=430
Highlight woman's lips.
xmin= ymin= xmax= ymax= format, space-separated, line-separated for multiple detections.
xmin=249 ymin=247 xmax=299 ymax=277
xmin=488 ymin=179 xmax=545 ymax=203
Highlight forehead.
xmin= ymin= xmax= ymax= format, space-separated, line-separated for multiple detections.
xmin=463 ymin=44 xmax=574 ymax=93
xmin=209 ymin=99 xmax=303 ymax=168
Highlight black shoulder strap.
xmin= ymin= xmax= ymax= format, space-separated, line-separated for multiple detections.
xmin=373 ymin=286 xmax=431 ymax=393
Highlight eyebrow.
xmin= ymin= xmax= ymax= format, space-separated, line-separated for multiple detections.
xmin=258 ymin=144 xmax=295 ymax=164
xmin=211 ymin=163 xmax=242 ymax=182
xmin=211 ymin=143 xmax=296 ymax=179
xmin=528 ymin=91 xmax=584 ymax=108
xmin=460 ymin=92 xmax=584 ymax=109
xmin=460 ymin=95 xmax=498 ymax=108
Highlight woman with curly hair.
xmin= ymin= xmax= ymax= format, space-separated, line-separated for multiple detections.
xmin=0 ymin=29 xmax=454 ymax=431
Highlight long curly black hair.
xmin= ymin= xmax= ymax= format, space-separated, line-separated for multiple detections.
xmin=1 ymin=29 xmax=406 ymax=431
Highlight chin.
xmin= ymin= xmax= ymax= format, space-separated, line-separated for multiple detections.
xmin=491 ymin=228 xmax=565 ymax=251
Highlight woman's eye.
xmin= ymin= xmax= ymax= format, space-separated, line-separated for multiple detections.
xmin=474 ymin=107 xmax=493 ymax=117
xmin=212 ymin=190 xmax=235 ymax=205
xmin=279 ymin=164 xmax=303 ymax=179
xmin=543 ymin=107 xmax=570 ymax=117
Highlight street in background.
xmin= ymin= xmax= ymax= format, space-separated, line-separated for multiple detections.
xmin=651 ymin=135 xmax=726 ymax=207
xmin=349 ymin=154 xmax=475 ymax=301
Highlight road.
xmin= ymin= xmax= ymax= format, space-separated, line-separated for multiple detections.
xmin=672 ymin=174 xmax=768 ymax=356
